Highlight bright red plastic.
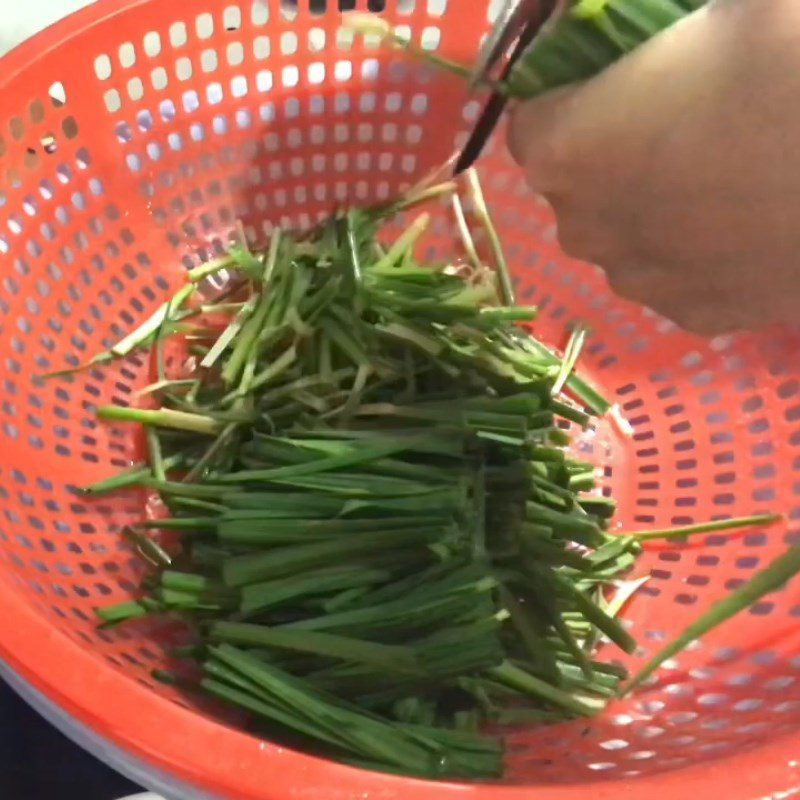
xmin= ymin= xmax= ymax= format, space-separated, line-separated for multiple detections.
xmin=2 ymin=1 xmax=800 ymax=798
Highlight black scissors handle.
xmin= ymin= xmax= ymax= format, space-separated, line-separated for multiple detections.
xmin=454 ymin=0 xmax=559 ymax=176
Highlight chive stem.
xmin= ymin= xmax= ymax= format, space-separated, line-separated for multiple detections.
xmin=97 ymin=406 xmax=223 ymax=436
xmin=627 ymin=514 xmax=782 ymax=541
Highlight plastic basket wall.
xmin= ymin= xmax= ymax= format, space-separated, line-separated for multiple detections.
xmin=1 ymin=1 xmax=800 ymax=799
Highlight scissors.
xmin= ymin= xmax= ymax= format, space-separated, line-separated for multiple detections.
xmin=454 ymin=0 xmax=561 ymax=176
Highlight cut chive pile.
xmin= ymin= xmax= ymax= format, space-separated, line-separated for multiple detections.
xmin=53 ymin=172 xmax=792 ymax=780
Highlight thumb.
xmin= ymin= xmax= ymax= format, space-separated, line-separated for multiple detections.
xmin=507 ymin=85 xmax=580 ymax=192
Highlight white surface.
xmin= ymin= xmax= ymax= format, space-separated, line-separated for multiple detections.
xmin=1 ymin=653 xmax=210 ymax=799
xmin=0 ymin=0 xmax=95 ymax=56
xmin=118 ymin=794 xmax=166 ymax=800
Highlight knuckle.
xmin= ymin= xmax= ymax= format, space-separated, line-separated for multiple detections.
xmin=508 ymin=101 xmax=576 ymax=192
xmin=604 ymin=266 xmax=661 ymax=306
xmin=533 ymin=132 xmax=575 ymax=192
xmin=556 ymin=224 xmax=590 ymax=260
xmin=554 ymin=213 xmax=611 ymax=265
xmin=670 ymin=304 xmax=747 ymax=337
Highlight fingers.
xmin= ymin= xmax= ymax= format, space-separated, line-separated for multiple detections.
xmin=602 ymin=260 xmax=761 ymax=336
xmin=502 ymin=2 xmax=791 ymax=337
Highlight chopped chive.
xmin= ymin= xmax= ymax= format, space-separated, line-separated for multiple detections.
xmin=83 ymin=454 xmax=185 ymax=495
xmin=122 ymin=527 xmax=172 ymax=568
xmin=552 ymin=324 xmax=587 ymax=397
xmin=146 ymin=428 xmax=166 ymax=483
xmin=451 ymin=193 xmax=482 ymax=271
xmin=136 ymin=378 xmax=198 ymax=398
xmin=490 ymin=661 xmax=603 ymax=716
xmin=391 ymin=181 xmax=457 ymax=213
xmin=209 ymin=622 xmax=420 ymax=673
xmin=187 ymin=255 xmax=235 ymax=283
xmin=112 ymin=285 xmax=196 ymax=358
xmin=250 ymin=346 xmax=298 ymax=391
xmin=372 ymin=213 xmax=430 ymax=271
xmin=604 ymin=576 xmax=650 ymax=619
xmin=626 ymin=545 xmax=800 ymax=694
xmin=626 ymin=513 xmax=782 ymax=541
xmin=97 ymin=406 xmax=223 ymax=436
xmin=95 ymin=600 xmax=150 ymax=627
xmin=263 ymin=227 xmax=283 ymax=284
xmin=200 ymin=296 xmax=259 ymax=370
xmin=465 ymin=169 xmax=514 ymax=306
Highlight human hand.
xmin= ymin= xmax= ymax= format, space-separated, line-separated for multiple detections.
xmin=509 ymin=0 xmax=800 ymax=335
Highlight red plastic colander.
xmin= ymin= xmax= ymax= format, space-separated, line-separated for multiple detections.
xmin=2 ymin=1 xmax=800 ymax=798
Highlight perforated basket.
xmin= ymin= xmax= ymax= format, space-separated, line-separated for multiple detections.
xmin=1 ymin=1 xmax=800 ymax=798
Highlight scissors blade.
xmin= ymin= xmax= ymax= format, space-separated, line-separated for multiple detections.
xmin=455 ymin=0 xmax=558 ymax=176
xmin=470 ymin=0 xmax=547 ymax=87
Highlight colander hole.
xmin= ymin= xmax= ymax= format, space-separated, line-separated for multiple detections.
xmin=140 ymin=31 xmax=161 ymax=58
xmin=686 ymin=664 xmax=716 ymax=681
xmin=48 ymin=81 xmax=67 ymax=106
xmin=169 ymin=21 xmax=188 ymax=47
xmin=151 ymin=67 xmax=169 ymax=91
xmin=765 ymin=676 xmax=796 ymax=690
xmin=118 ymin=42 xmax=137 ymax=68
xmin=638 ymin=725 xmax=665 ymax=739
xmin=664 ymin=683 xmax=692 ymax=697
xmin=253 ymin=35 xmax=270 ymax=60
xmin=668 ymin=712 xmax=700 ymax=727
xmin=421 ymin=26 xmax=441 ymax=51
xmin=183 ymin=90 xmax=200 ymax=112
xmin=207 ymin=82 xmax=224 ymax=104
xmin=737 ymin=721 xmax=769 ymax=735
xmin=282 ymin=66 xmax=300 ymax=87
xmin=197 ymin=13 xmax=215 ymax=39
xmin=223 ymin=5 xmax=242 ymax=31
xmin=362 ymin=58 xmax=380 ymax=81
xmin=309 ymin=28 xmax=326 ymax=50
xmin=750 ymin=418 xmax=770 ymax=434
xmin=697 ymin=693 xmax=727 ymax=707
xmin=280 ymin=31 xmax=298 ymax=55
xmin=127 ymin=78 xmax=144 ymax=102
xmin=27 ymin=100 xmax=46 ymax=127
xmin=60 ymin=117 xmax=79 ymax=142
xmin=733 ymin=698 xmax=763 ymax=712
xmin=104 ymin=90 xmax=121 ymax=113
